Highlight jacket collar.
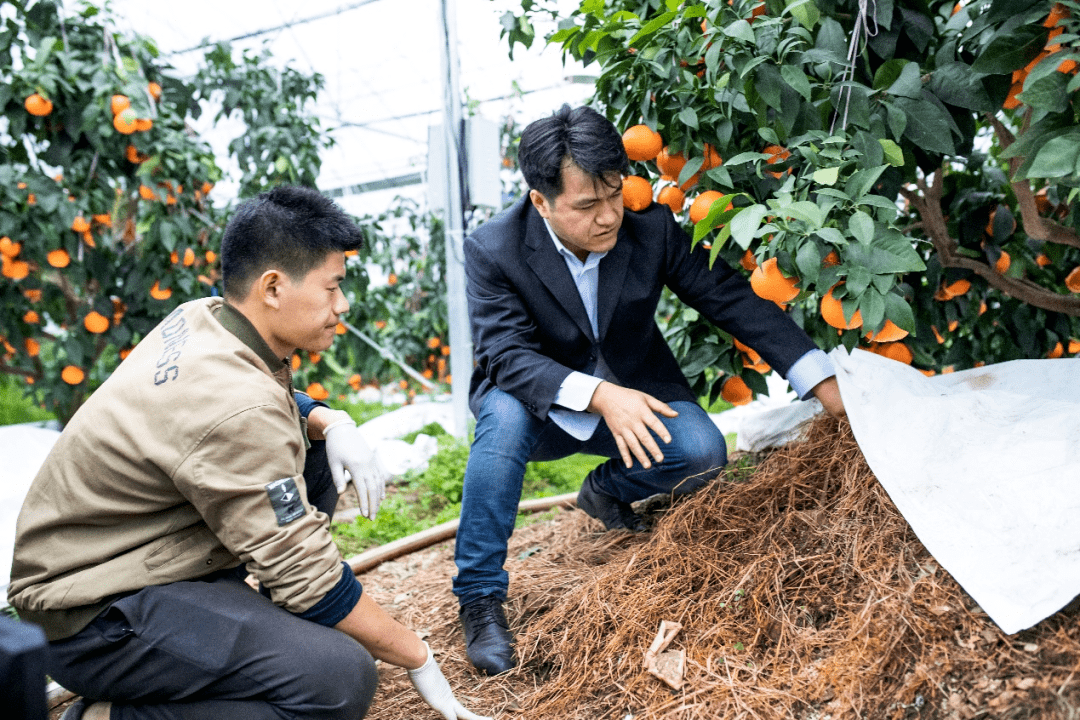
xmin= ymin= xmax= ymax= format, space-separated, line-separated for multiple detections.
xmin=215 ymin=302 xmax=291 ymax=386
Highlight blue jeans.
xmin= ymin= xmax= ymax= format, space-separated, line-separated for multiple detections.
xmin=452 ymin=387 xmax=727 ymax=605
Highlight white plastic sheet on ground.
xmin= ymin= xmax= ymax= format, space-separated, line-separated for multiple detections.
xmin=832 ymin=347 xmax=1080 ymax=634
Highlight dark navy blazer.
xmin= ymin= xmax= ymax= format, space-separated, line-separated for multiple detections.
xmin=463 ymin=196 xmax=819 ymax=421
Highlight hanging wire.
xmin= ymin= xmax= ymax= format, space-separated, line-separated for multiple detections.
xmin=831 ymin=0 xmax=880 ymax=134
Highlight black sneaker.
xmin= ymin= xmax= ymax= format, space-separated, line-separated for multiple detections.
xmin=576 ymin=478 xmax=648 ymax=532
xmin=459 ymin=596 xmax=515 ymax=675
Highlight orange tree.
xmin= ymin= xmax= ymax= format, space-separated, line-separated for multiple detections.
xmin=504 ymin=0 xmax=1080 ymax=404
xmin=0 ymin=1 xmax=333 ymax=423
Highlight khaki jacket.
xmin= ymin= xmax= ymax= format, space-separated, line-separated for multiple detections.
xmin=8 ymin=298 xmax=343 ymax=640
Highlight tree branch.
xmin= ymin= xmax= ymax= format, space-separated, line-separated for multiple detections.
xmin=986 ymin=113 xmax=1080 ymax=250
xmin=902 ymin=166 xmax=1080 ymax=316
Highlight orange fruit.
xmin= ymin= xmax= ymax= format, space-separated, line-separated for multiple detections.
xmin=113 ymin=109 xmax=137 ymax=134
xmin=170 ymin=250 xmax=179 ymax=264
xmin=201 ymin=181 xmax=213 ymax=195
xmin=702 ymin=143 xmax=722 ymax=169
xmin=206 ymin=250 xmax=217 ymax=264
xmin=134 ymin=118 xmax=152 ymax=132
xmin=309 ymin=352 xmax=321 ymax=364
xmin=47 ymin=249 xmax=70 ymax=268
xmin=25 ymin=338 xmax=40 ymax=357
xmin=0 ymin=236 xmax=20 ymax=257
xmin=657 ymin=185 xmax=686 ymax=213
xmin=348 ymin=374 xmax=363 ymax=391
xmin=944 ymin=279 xmax=971 ymax=297
xmin=291 ymin=354 xmax=301 ymax=371
xmin=1045 ymin=2 xmax=1070 ymax=26
xmin=24 ymin=288 xmax=42 ymax=302
xmin=995 ymin=251 xmax=1011 ymax=274
xmin=23 ymin=310 xmax=39 ymax=323
xmin=84 ymin=311 xmax=110 ymax=334
xmin=622 ymin=175 xmax=653 ymax=211
xmin=306 ymin=382 xmax=330 ymax=400
xmin=93 ymin=213 xmax=112 ymax=226
xmin=750 ymin=257 xmax=799 ymax=303
xmin=1065 ymin=266 xmax=1080 ymax=292
xmin=335 ymin=323 xmax=347 ymax=335
xmin=1003 ymin=82 xmax=1023 ymax=109
xmin=61 ymin=365 xmax=85 ymax=384
xmin=427 ymin=336 xmax=441 ymax=349
xmin=374 ymin=320 xmax=387 ymax=330
xmin=82 ymin=231 xmax=94 ymax=248
xmin=932 ymin=326 xmax=945 ymax=344
xmin=149 ymin=280 xmax=172 ymax=300
xmin=656 ymin=146 xmax=687 ymax=179
xmin=1048 ymin=341 xmax=1064 ymax=359
xmin=720 ymin=375 xmax=753 ymax=405
xmin=823 ymin=250 xmax=840 ymax=266
xmin=422 ymin=368 xmax=434 ymax=379
xmin=1 ymin=258 xmax=29 ymax=280
xmin=865 ymin=319 xmax=909 ymax=342
xmin=763 ymin=144 xmax=791 ymax=178
xmin=821 ymin=285 xmax=862 ymax=329
xmin=441 ymin=345 xmax=451 ymax=356
xmin=1035 ymin=253 xmax=1052 ymax=267
xmin=740 ymin=249 xmax=757 ymax=272
xmin=688 ymin=190 xmax=724 ymax=224
xmin=1058 ymin=58 xmax=1078 ymax=74
xmin=875 ymin=341 xmax=913 ymax=365
xmin=948 ymin=319 xmax=959 ymax=332
xmin=139 ymin=184 xmax=156 ymax=200
xmin=71 ymin=216 xmax=90 ymax=233
xmin=1068 ymin=339 xmax=1080 ymax=354
xmin=148 ymin=82 xmax=162 ymax=100
xmin=622 ymin=125 xmax=664 ymax=161
xmin=119 ymin=347 xmax=134 ymax=360
xmin=387 ymin=273 xmax=397 ymax=286
xmin=399 ymin=379 xmax=409 ymax=390
xmin=182 ymin=247 xmax=195 ymax=266
xmin=126 ymin=145 xmax=147 ymax=163
xmin=24 ymin=93 xmax=53 ymax=116
xmin=110 ymin=94 xmax=130 ymax=115
xmin=1035 ymin=188 xmax=1052 ymax=214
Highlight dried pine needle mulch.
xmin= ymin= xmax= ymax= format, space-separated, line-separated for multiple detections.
xmin=361 ymin=415 xmax=1080 ymax=720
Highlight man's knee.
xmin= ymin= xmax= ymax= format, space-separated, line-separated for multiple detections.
xmin=296 ymin=634 xmax=379 ymax=719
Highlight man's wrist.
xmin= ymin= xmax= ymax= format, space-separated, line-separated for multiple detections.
xmin=307 ymin=406 xmax=354 ymax=440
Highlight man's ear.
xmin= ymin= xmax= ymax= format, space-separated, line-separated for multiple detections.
xmin=529 ymin=188 xmax=552 ymax=219
xmin=255 ymin=269 xmax=285 ymax=310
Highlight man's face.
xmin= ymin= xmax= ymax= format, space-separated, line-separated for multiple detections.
xmin=530 ymin=161 xmax=624 ymax=262
xmin=268 ymin=252 xmax=349 ymax=356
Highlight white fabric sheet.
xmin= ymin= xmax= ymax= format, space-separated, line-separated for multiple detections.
xmin=832 ymin=347 xmax=1080 ymax=634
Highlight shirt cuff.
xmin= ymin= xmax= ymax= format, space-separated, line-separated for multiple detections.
xmin=785 ymin=349 xmax=835 ymax=400
xmin=296 ymin=562 xmax=363 ymax=626
xmin=294 ymin=392 xmax=329 ymax=418
xmin=554 ymin=371 xmax=604 ymax=411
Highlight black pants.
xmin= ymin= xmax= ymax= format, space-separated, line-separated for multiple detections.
xmin=46 ymin=442 xmax=379 ymax=720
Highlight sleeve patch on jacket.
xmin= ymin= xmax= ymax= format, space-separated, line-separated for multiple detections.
xmin=265 ymin=477 xmax=306 ymax=526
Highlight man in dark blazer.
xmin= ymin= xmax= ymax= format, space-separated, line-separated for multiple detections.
xmin=454 ymin=105 xmax=845 ymax=675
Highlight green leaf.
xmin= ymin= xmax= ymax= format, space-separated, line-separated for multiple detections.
xmin=879 ymin=139 xmax=905 ymax=167
xmin=873 ymin=59 xmax=907 ymax=90
xmin=780 ymin=64 xmax=813 ymax=101
xmin=848 ymin=210 xmax=875 ymax=245
xmin=724 ymin=151 xmax=765 ymax=166
xmin=755 ymin=63 xmax=784 ymax=109
xmin=846 ymin=266 xmax=872 ymax=296
xmin=795 ymin=241 xmax=822 ymax=285
xmin=858 ymin=288 xmax=886 ymax=331
xmin=815 ymin=227 xmax=847 ymax=246
xmin=893 ymin=96 xmax=956 ymax=156
xmin=787 ymin=0 xmax=821 ymax=29
xmin=844 ymin=232 xmax=926 ymax=273
xmin=679 ymin=106 xmax=699 ymax=129
xmin=723 ymin=19 xmax=756 ymax=42
xmin=847 ymin=165 xmax=888 ymax=200
xmin=679 ymin=155 xmax=704 ymax=187
xmin=884 ymin=291 xmax=916 ymax=333
xmin=1019 ymin=71 xmax=1070 ymax=114
xmin=928 ymin=61 xmax=995 ymax=112
xmin=730 ymin=204 xmax=769 ymax=249
xmin=813 ymin=166 xmax=840 ymax=185
xmin=886 ymin=61 xmax=923 ymax=99
xmin=628 ymin=10 xmax=678 ymax=45
xmin=971 ymin=25 xmax=1048 ymax=75
xmin=1026 ymin=135 xmax=1080 ymax=178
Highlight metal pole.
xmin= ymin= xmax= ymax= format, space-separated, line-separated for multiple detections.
xmin=438 ymin=0 xmax=472 ymax=438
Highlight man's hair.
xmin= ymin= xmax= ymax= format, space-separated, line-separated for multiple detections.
xmin=221 ymin=185 xmax=363 ymax=299
xmin=518 ymin=104 xmax=629 ymax=201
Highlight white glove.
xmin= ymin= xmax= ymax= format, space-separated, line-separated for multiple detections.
xmin=323 ymin=416 xmax=387 ymax=520
xmin=408 ymin=643 xmax=493 ymax=720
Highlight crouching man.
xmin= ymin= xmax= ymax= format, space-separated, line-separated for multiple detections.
xmin=8 ymin=186 xmax=489 ymax=720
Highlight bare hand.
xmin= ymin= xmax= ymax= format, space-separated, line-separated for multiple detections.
xmin=811 ymin=376 xmax=846 ymax=419
xmin=587 ymin=382 xmax=678 ymax=469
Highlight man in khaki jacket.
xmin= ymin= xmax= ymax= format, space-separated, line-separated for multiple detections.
xmin=8 ymin=187 xmax=488 ymax=720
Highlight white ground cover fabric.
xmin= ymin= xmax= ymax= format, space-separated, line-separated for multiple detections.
xmin=832 ymin=347 xmax=1080 ymax=634
xmin=0 ymin=425 xmax=61 ymax=601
